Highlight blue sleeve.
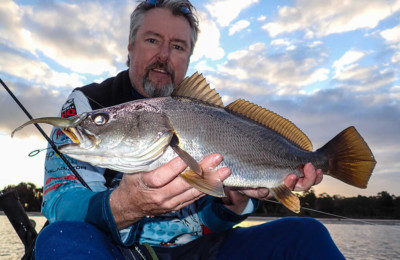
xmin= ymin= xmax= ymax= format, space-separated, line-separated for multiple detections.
xmin=42 ymin=129 xmax=139 ymax=246
xmin=41 ymin=92 xmax=137 ymax=245
xmin=84 ymin=190 xmax=138 ymax=245
xmin=197 ymin=196 xmax=259 ymax=233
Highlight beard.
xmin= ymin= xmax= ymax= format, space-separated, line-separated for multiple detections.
xmin=142 ymin=79 xmax=175 ymax=97
xmin=142 ymin=61 xmax=175 ymax=97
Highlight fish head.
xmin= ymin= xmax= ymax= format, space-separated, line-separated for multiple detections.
xmin=12 ymin=100 xmax=174 ymax=172
xmin=58 ymin=102 xmax=175 ymax=172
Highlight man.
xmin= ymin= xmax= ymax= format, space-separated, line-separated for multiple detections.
xmin=35 ymin=0 xmax=344 ymax=259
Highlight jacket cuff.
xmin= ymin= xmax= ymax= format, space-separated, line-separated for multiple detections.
xmin=84 ymin=190 xmax=138 ymax=246
xmin=200 ymin=198 xmax=258 ymax=233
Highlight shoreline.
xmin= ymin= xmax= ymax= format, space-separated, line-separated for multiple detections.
xmin=1 ymin=212 xmax=399 ymax=226
xmin=242 ymin=216 xmax=400 ymax=226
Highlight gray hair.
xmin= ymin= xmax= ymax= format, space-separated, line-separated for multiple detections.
xmin=127 ymin=0 xmax=199 ymax=66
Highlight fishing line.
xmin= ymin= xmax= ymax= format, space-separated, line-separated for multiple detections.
xmin=0 ymin=78 xmax=92 ymax=191
xmin=264 ymin=199 xmax=379 ymax=226
xmin=28 ymin=148 xmax=50 ymax=157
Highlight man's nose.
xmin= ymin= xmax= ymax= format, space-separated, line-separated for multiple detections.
xmin=157 ymin=42 xmax=170 ymax=62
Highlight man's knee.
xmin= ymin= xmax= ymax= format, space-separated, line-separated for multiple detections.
xmin=35 ymin=221 xmax=123 ymax=259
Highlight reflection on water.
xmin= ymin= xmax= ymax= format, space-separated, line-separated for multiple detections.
xmin=0 ymin=214 xmax=47 ymax=260
xmin=327 ymin=223 xmax=400 ymax=260
xmin=1 ymin=214 xmax=399 ymax=260
xmin=239 ymin=217 xmax=400 ymax=260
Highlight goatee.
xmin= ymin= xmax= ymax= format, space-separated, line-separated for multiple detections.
xmin=143 ymin=79 xmax=174 ymax=97
xmin=143 ymin=61 xmax=175 ymax=97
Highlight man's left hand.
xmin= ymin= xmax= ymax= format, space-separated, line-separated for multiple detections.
xmin=221 ymin=163 xmax=323 ymax=214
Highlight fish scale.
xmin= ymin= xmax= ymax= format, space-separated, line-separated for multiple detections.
xmin=155 ymin=97 xmax=324 ymax=188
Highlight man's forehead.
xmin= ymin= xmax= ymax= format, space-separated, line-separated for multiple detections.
xmin=139 ymin=8 xmax=191 ymax=42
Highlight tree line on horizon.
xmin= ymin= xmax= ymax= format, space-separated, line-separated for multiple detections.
xmin=255 ymin=189 xmax=400 ymax=219
xmin=1 ymin=182 xmax=399 ymax=219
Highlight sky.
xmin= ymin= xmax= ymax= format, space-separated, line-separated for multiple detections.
xmin=0 ymin=0 xmax=399 ymax=198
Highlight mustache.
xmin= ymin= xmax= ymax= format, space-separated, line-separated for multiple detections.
xmin=146 ymin=61 xmax=174 ymax=79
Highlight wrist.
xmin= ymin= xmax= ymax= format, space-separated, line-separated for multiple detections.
xmin=110 ymin=188 xmax=142 ymax=229
xmin=222 ymin=190 xmax=250 ymax=215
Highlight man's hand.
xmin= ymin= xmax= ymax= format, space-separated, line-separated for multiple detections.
xmin=222 ymin=163 xmax=323 ymax=214
xmin=110 ymin=154 xmax=230 ymax=229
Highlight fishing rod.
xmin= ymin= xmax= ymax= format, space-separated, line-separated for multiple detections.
xmin=0 ymin=78 xmax=92 ymax=191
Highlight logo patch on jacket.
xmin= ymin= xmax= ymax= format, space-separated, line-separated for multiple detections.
xmin=61 ymin=98 xmax=77 ymax=118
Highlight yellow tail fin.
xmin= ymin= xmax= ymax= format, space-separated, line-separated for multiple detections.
xmin=319 ymin=126 xmax=376 ymax=188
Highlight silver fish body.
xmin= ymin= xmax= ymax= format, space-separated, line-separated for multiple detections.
xmin=143 ymin=97 xmax=326 ymax=189
xmin=12 ymin=73 xmax=376 ymax=213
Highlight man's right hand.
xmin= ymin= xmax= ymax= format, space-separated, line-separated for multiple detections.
xmin=109 ymin=153 xmax=230 ymax=229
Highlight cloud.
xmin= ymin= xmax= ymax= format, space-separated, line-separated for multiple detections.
xmin=0 ymin=0 xmax=132 ymax=76
xmin=0 ymin=79 xmax=68 ymax=136
xmin=332 ymin=50 xmax=367 ymax=75
xmin=332 ymin=50 xmax=397 ymax=92
xmin=216 ymin=42 xmax=329 ymax=95
xmin=262 ymin=0 xmax=400 ymax=38
xmin=0 ymin=45 xmax=86 ymax=88
xmin=229 ymin=19 xmax=250 ymax=35
xmin=257 ymin=15 xmax=266 ymax=22
xmin=205 ymin=0 xmax=259 ymax=27
xmin=191 ymin=11 xmax=225 ymax=62
xmin=380 ymin=24 xmax=400 ymax=46
xmin=380 ymin=24 xmax=400 ymax=64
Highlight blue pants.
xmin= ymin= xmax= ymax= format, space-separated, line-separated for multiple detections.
xmin=35 ymin=217 xmax=344 ymax=259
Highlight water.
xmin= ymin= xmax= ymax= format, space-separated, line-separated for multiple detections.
xmin=1 ymin=214 xmax=399 ymax=259
xmin=0 ymin=214 xmax=47 ymax=260
xmin=326 ymin=222 xmax=400 ymax=260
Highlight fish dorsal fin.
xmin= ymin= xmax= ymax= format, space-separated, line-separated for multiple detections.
xmin=226 ymin=99 xmax=313 ymax=151
xmin=172 ymin=72 xmax=224 ymax=107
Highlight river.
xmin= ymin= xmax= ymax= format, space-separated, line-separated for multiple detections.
xmin=1 ymin=214 xmax=399 ymax=259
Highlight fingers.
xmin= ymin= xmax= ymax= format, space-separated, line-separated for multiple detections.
xmin=141 ymin=153 xmax=226 ymax=188
xmin=136 ymin=153 xmax=227 ymax=211
xmin=242 ymin=187 xmax=270 ymax=200
xmin=199 ymin=153 xmax=224 ymax=170
xmin=315 ymin=168 xmax=323 ymax=185
xmin=290 ymin=163 xmax=323 ymax=191
xmin=141 ymin=156 xmax=188 ymax=188
xmin=283 ymin=174 xmax=298 ymax=190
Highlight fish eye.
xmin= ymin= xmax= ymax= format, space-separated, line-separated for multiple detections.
xmin=92 ymin=113 xmax=109 ymax=125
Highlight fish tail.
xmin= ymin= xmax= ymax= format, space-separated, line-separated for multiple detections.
xmin=179 ymin=169 xmax=225 ymax=197
xmin=318 ymin=126 xmax=376 ymax=188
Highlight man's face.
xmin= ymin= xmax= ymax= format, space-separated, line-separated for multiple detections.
xmin=128 ymin=8 xmax=192 ymax=97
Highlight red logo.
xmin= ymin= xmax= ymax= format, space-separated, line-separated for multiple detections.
xmin=62 ymin=108 xmax=76 ymax=118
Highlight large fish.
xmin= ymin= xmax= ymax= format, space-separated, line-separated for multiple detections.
xmin=12 ymin=73 xmax=376 ymax=213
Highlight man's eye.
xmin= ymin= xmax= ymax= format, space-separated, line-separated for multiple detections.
xmin=147 ymin=38 xmax=158 ymax=44
xmin=172 ymin=44 xmax=184 ymax=51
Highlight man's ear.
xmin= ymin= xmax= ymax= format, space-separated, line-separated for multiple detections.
xmin=128 ymin=41 xmax=135 ymax=51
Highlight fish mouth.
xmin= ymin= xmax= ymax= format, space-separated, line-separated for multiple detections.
xmin=48 ymin=113 xmax=96 ymax=148
xmin=11 ymin=113 xmax=95 ymax=148
xmin=60 ymin=124 xmax=98 ymax=149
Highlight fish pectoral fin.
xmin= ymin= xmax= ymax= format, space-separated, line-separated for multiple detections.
xmin=270 ymin=184 xmax=300 ymax=214
xmin=170 ymin=134 xmax=202 ymax=175
xmin=180 ymin=169 xmax=225 ymax=197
